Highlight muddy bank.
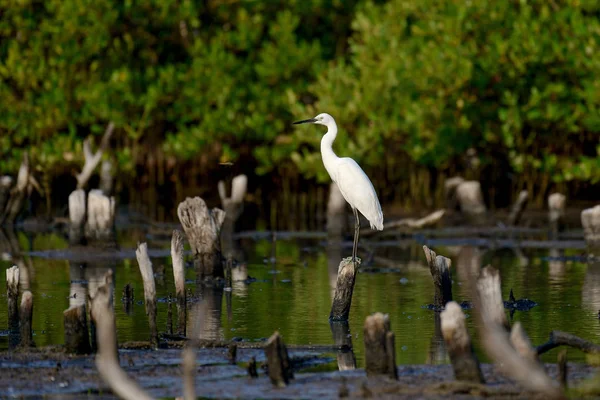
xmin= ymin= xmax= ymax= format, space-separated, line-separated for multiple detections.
xmin=0 ymin=346 xmax=597 ymax=399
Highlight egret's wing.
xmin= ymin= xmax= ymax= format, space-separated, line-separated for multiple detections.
xmin=335 ymin=157 xmax=383 ymax=230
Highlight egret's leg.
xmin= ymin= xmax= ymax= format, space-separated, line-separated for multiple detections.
xmin=352 ymin=207 xmax=360 ymax=263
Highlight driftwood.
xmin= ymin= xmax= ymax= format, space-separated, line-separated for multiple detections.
xmin=136 ymin=242 xmax=158 ymax=348
xmin=581 ymin=205 xmax=600 ymax=250
xmin=68 ymin=189 xmax=86 ymax=245
xmin=507 ymin=190 xmax=528 ymax=226
xmin=536 ymin=331 xmax=600 ymax=356
xmin=171 ymin=230 xmax=187 ymax=336
xmin=177 ymin=197 xmax=226 ymax=282
xmin=363 ymin=312 xmax=397 ymax=379
xmin=85 ymin=189 xmax=116 ymax=242
xmin=383 ymin=210 xmax=445 ymax=231
xmin=2 ymin=154 xmax=30 ymax=224
xmin=474 ymin=266 xmax=562 ymax=398
xmin=329 ymin=257 xmax=358 ymax=321
xmin=6 ymin=265 xmax=20 ymax=348
xmin=76 ymin=122 xmax=114 ymax=190
xmin=19 ymin=290 xmax=33 ymax=348
xmin=440 ymin=301 xmax=483 ymax=383
xmin=548 ymin=193 xmax=566 ymax=236
xmin=64 ymin=304 xmax=92 ymax=354
xmin=264 ymin=331 xmax=293 ymax=387
xmin=91 ymin=271 xmax=153 ymax=400
xmin=423 ymin=246 xmax=452 ymax=309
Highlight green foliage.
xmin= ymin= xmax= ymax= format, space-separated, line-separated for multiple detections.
xmin=0 ymin=0 xmax=598 ymax=193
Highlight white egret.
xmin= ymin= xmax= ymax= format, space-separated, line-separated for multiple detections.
xmin=293 ymin=113 xmax=383 ymax=262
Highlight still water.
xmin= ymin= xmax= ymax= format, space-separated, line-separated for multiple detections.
xmin=0 ymin=223 xmax=599 ymax=367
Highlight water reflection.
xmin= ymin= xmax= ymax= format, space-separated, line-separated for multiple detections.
xmin=330 ymin=321 xmax=356 ymax=370
xmin=582 ymin=261 xmax=600 ymax=313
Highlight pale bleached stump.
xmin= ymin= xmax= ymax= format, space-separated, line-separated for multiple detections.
xmin=85 ymin=189 xmax=116 ymax=243
xmin=19 ymin=290 xmax=33 ymax=348
xmin=64 ymin=304 xmax=92 ymax=354
xmin=363 ymin=312 xmax=397 ymax=379
xmin=581 ymin=205 xmax=600 ymax=250
xmin=444 ymin=176 xmax=465 ymax=210
xmin=423 ymin=246 xmax=453 ymax=309
xmin=264 ymin=331 xmax=293 ymax=387
xmin=440 ymin=301 xmax=483 ymax=383
xmin=475 ymin=266 xmax=509 ymax=330
xmin=455 ymin=181 xmax=487 ymax=224
xmin=548 ymin=193 xmax=566 ymax=237
xmin=177 ymin=197 xmax=226 ymax=282
xmin=510 ymin=321 xmax=539 ymax=364
xmin=327 ymin=182 xmax=347 ymax=239
xmin=507 ymin=190 xmax=529 ymax=226
xmin=76 ymin=122 xmax=114 ymax=190
xmin=91 ymin=271 xmax=153 ymax=400
xmin=329 ymin=258 xmax=358 ymax=321
xmin=68 ymin=189 xmax=87 ymax=245
xmin=171 ymin=230 xmax=187 ymax=336
xmin=6 ymin=265 xmax=20 ymax=348
xmin=218 ymin=175 xmax=247 ymax=280
xmin=136 ymin=242 xmax=158 ymax=348
xmin=99 ymin=159 xmax=114 ymax=195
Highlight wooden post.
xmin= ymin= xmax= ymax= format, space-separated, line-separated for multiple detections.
xmin=6 ymin=265 xmax=20 ymax=348
xmin=475 ymin=266 xmax=509 ymax=330
xmin=136 ymin=242 xmax=158 ymax=348
xmin=64 ymin=304 xmax=92 ymax=354
xmin=19 ymin=290 xmax=33 ymax=348
xmin=510 ymin=322 xmax=539 ymax=363
xmin=68 ymin=189 xmax=86 ymax=245
xmin=440 ymin=301 xmax=483 ymax=383
xmin=423 ymin=246 xmax=452 ymax=309
xmin=363 ymin=312 xmax=397 ymax=379
xmin=264 ymin=331 xmax=293 ymax=387
xmin=455 ymin=181 xmax=487 ymax=224
xmin=177 ymin=197 xmax=226 ymax=282
xmin=507 ymin=190 xmax=528 ymax=226
xmin=85 ymin=189 xmax=116 ymax=242
xmin=329 ymin=258 xmax=358 ymax=321
xmin=581 ymin=205 xmax=600 ymax=250
xmin=171 ymin=230 xmax=187 ymax=336
xmin=91 ymin=271 xmax=152 ymax=400
xmin=548 ymin=193 xmax=566 ymax=237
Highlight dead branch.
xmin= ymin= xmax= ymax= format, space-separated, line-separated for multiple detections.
xmin=536 ymin=331 xmax=600 ymax=356
xmin=76 ymin=122 xmax=114 ymax=189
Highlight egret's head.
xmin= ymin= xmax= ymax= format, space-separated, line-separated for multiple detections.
xmin=293 ymin=113 xmax=334 ymax=127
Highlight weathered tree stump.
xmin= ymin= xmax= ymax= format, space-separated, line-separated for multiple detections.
xmin=99 ymin=159 xmax=114 ymax=195
xmin=85 ymin=189 xmax=116 ymax=243
xmin=581 ymin=205 xmax=600 ymax=250
xmin=68 ymin=189 xmax=87 ymax=245
xmin=475 ymin=266 xmax=509 ymax=330
xmin=64 ymin=304 xmax=91 ymax=354
xmin=507 ymin=190 xmax=529 ymax=226
xmin=329 ymin=258 xmax=358 ymax=321
xmin=218 ymin=174 xmax=247 ymax=223
xmin=444 ymin=176 xmax=465 ymax=210
xmin=363 ymin=312 xmax=397 ymax=379
xmin=440 ymin=301 xmax=483 ymax=383
xmin=19 ymin=290 xmax=34 ymax=348
xmin=136 ymin=242 xmax=158 ymax=348
xmin=92 ymin=271 xmax=152 ymax=400
xmin=423 ymin=246 xmax=452 ymax=309
xmin=171 ymin=230 xmax=187 ymax=335
xmin=177 ymin=197 xmax=226 ymax=282
xmin=548 ymin=193 xmax=566 ymax=237
xmin=264 ymin=331 xmax=293 ymax=387
xmin=510 ymin=322 xmax=539 ymax=364
xmin=327 ymin=182 xmax=347 ymax=239
xmin=455 ymin=181 xmax=487 ymax=224
xmin=76 ymin=122 xmax=114 ymax=190
xmin=6 ymin=265 xmax=20 ymax=348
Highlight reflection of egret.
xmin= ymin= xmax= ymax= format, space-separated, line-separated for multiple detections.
xmin=294 ymin=113 xmax=383 ymax=262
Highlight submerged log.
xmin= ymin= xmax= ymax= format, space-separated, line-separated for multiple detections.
xmin=19 ymin=290 xmax=33 ymax=348
xmin=581 ymin=205 xmax=600 ymax=250
xmin=440 ymin=301 xmax=483 ymax=383
xmin=85 ymin=189 xmax=116 ymax=242
xmin=423 ymin=246 xmax=452 ymax=309
xmin=171 ymin=230 xmax=187 ymax=336
xmin=363 ymin=312 xmax=397 ymax=379
xmin=76 ymin=122 xmax=114 ymax=190
xmin=507 ymin=190 xmax=529 ymax=226
xmin=177 ymin=197 xmax=226 ymax=282
xmin=329 ymin=258 xmax=358 ymax=321
xmin=68 ymin=189 xmax=86 ymax=245
xmin=64 ymin=304 xmax=91 ymax=354
xmin=264 ymin=331 xmax=293 ymax=387
xmin=92 ymin=271 xmax=153 ymax=400
xmin=536 ymin=330 xmax=600 ymax=356
xmin=548 ymin=193 xmax=566 ymax=236
xmin=136 ymin=242 xmax=158 ymax=348
xmin=6 ymin=265 xmax=20 ymax=348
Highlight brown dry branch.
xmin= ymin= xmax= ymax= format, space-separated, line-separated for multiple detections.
xmin=536 ymin=331 xmax=600 ymax=356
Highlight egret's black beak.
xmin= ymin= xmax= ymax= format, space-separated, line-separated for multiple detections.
xmin=293 ymin=118 xmax=317 ymax=125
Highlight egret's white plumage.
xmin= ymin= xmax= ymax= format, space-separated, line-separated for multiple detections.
xmin=294 ymin=113 xmax=383 ymax=261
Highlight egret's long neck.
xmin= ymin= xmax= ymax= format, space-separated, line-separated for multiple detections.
xmin=320 ymin=121 xmax=339 ymax=180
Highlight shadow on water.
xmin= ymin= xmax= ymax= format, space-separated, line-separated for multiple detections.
xmin=0 ymin=218 xmax=599 ymax=368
